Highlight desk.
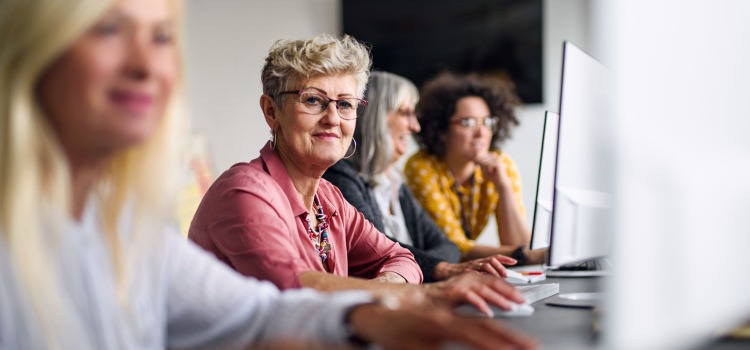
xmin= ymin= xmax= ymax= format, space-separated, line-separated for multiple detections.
xmin=498 ymin=277 xmax=748 ymax=350
xmin=503 ymin=276 xmax=601 ymax=350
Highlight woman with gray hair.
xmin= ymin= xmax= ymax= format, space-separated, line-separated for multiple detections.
xmin=189 ymin=35 xmax=531 ymax=319
xmin=324 ymin=71 xmax=517 ymax=282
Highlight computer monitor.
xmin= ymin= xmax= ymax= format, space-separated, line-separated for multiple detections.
xmin=529 ymin=111 xmax=559 ymax=250
xmin=602 ymin=1 xmax=750 ymax=348
xmin=546 ymin=41 xmax=613 ymax=270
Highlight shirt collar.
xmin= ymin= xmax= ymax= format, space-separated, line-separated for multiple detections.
xmin=259 ymin=142 xmax=339 ymax=218
xmin=439 ymin=159 xmax=486 ymax=190
xmin=259 ymin=142 xmax=307 ymax=216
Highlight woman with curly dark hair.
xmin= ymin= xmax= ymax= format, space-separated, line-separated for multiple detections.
xmin=404 ymin=72 xmax=546 ymax=265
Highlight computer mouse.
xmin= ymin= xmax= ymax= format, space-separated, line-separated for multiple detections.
xmin=454 ymin=302 xmax=535 ymax=318
xmin=499 ymin=302 xmax=535 ymax=317
xmin=504 ymin=269 xmax=530 ymax=284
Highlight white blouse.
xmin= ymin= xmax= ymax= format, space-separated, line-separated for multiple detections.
xmin=0 ymin=200 xmax=371 ymax=349
xmin=372 ymin=169 xmax=414 ymax=246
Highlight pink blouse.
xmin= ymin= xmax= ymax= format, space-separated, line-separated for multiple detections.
xmin=189 ymin=143 xmax=422 ymax=290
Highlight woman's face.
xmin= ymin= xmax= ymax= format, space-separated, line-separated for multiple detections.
xmin=444 ymin=96 xmax=494 ymax=162
xmin=38 ymin=0 xmax=177 ymax=161
xmin=386 ymin=95 xmax=420 ymax=164
xmin=275 ymin=74 xmax=358 ymax=171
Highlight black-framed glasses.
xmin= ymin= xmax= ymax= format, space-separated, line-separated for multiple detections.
xmin=450 ymin=116 xmax=500 ymax=132
xmin=278 ymin=89 xmax=368 ymax=120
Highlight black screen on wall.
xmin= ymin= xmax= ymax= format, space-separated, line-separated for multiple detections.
xmin=342 ymin=0 xmax=543 ymax=104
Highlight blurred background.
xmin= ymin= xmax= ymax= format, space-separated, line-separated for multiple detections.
xmin=180 ymin=1 xmax=750 ymax=348
xmin=181 ymin=0 xmax=595 ymax=246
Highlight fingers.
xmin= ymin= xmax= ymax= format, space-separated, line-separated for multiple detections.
xmin=476 ymin=285 xmax=513 ymax=312
xmin=464 ymin=290 xmax=494 ymax=318
xmin=471 ymin=255 xmax=513 ymax=277
xmin=484 ymin=257 xmax=508 ymax=278
xmin=484 ymin=277 xmax=526 ymax=305
xmin=495 ymin=254 xmax=518 ymax=266
xmin=475 ymin=153 xmax=501 ymax=169
xmin=477 ymin=160 xmax=498 ymax=176
xmin=458 ymin=274 xmax=524 ymax=310
xmin=480 ymin=262 xmax=501 ymax=277
xmin=437 ymin=274 xmax=524 ymax=314
xmin=399 ymin=310 xmax=537 ymax=350
xmin=475 ymin=152 xmax=499 ymax=165
xmin=361 ymin=306 xmax=537 ymax=350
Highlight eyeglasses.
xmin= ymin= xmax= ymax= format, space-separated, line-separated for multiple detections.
xmin=450 ymin=117 xmax=500 ymax=132
xmin=395 ymin=109 xmax=417 ymax=118
xmin=278 ymin=89 xmax=368 ymax=120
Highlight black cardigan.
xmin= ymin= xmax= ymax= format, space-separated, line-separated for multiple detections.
xmin=323 ymin=160 xmax=461 ymax=282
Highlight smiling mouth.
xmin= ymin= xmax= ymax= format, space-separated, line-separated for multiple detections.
xmin=110 ymin=91 xmax=155 ymax=115
xmin=313 ymin=133 xmax=340 ymax=140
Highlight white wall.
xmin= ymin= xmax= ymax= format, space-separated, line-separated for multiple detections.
xmin=184 ymin=0 xmax=590 ymax=242
xmin=475 ymin=0 xmax=593 ymax=246
xmin=184 ymin=0 xmax=340 ymax=170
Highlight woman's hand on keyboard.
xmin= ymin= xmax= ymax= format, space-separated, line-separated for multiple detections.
xmin=423 ymin=272 xmax=526 ymax=317
xmin=432 ymin=254 xmax=517 ymax=281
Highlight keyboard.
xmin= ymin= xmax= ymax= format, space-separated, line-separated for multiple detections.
xmin=517 ymin=283 xmax=560 ymax=304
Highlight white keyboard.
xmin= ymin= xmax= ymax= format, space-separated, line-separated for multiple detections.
xmin=517 ymin=283 xmax=560 ymax=304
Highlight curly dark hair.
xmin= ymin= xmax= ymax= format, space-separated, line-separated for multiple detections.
xmin=414 ymin=72 xmax=521 ymax=157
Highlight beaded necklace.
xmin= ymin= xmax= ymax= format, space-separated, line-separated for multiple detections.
xmin=305 ymin=194 xmax=332 ymax=262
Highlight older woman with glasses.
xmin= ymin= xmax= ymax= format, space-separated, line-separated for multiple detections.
xmin=189 ymin=35 xmax=531 ymax=318
xmin=405 ymin=72 xmax=547 ymax=265
xmin=324 ymin=71 xmax=519 ymax=282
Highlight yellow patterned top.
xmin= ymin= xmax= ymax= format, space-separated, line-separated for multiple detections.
xmin=403 ymin=150 xmax=525 ymax=255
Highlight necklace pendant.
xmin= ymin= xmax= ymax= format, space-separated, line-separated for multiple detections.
xmin=320 ymin=241 xmax=331 ymax=253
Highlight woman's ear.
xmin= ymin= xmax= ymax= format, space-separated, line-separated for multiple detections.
xmin=260 ymin=94 xmax=278 ymax=131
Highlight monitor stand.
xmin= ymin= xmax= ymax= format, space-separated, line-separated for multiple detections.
xmin=544 ymin=257 xmax=611 ymax=277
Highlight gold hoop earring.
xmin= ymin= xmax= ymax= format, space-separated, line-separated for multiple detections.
xmin=270 ymin=130 xmax=277 ymax=150
xmin=343 ymin=139 xmax=357 ymax=159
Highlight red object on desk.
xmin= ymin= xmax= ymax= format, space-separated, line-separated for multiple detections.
xmin=520 ymin=271 xmax=544 ymax=276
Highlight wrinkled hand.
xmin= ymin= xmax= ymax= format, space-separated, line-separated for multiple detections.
xmin=424 ymin=272 xmax=526 ymax=317
xmin=432 ymin=254 xmax=517 ymax=281
xmin=475 ymin=152 xmax=510 ymax=188
xmin=349 ymin=304 xmax=537 ymax=350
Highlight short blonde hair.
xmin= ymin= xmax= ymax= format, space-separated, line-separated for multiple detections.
xmin=0 ymin=0 xmax=185 ymax=347
xmin=261 ymin=33 xmax=372 ymax=105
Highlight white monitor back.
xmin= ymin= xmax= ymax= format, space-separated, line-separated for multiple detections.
xmin=548 ymin=41 xmax=613 ymax=267
xmin=601 ymin=1 xmax=750 ymax=349
xmin=530 ymin=111 xmax=558 ymax=249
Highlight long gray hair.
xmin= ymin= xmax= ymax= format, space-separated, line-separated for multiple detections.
xmin=352 ymin=71 xmax=418 ymax=185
